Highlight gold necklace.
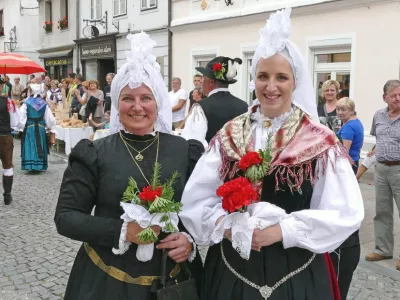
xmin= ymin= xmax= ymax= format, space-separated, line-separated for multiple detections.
xmin=120 ymin=133 xmax=160 ymax=186
xmin=120 ymin=133 xmax=158 ymax=161
xmin=121 ymin=134 xmax=157 ymax=143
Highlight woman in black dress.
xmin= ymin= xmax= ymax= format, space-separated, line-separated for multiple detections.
xmin=54 ymin=32 xmax=203 ymax=300
xmin=180 ymin=8 xmax=364 ymax=300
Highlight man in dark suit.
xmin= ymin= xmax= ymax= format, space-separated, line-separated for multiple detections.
xmin=181 ymin=56 xmax=248 ymax=144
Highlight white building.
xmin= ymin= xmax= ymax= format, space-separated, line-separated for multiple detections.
xmin=37 ymin=0 xmax=79 ymax=81
xmin=171 ymin=0 xmax=398 ymax=146
xmin=37 ymin=0 xmax=169 ymax=89
xmin=75 ymin=0 xmax=169 ymax=88
xmin=0 ymin=0 xmax=41 ymax=84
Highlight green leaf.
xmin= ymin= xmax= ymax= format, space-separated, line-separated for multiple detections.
xmin=151 ymin=162 xmax=162 ymax=189
xmin=161 ymin=171 xmax=180 ymax=201
xmin=121 ymin=177 xmax=140 ymax=204
xmin=164 ymin=221 xmax=178 ymax=233
xmin=160 ymin=214 xmax=169 ymax=223
xmin=137 ymin=227 xmax=159 ymax=243
xmin=148 ymin=196 xmax=171 ymax=213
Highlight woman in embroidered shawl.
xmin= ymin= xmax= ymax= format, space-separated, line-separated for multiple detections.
xmin=179 ymin=8 xmax=364 ymax=300
xmin=19 ymin=84 xmax=56 ymax=171
xmin=54 ymin=32 xmax=203 ymax=300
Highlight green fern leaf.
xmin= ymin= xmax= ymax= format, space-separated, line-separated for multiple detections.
xmin=121 ymin=177 xmax=140 ymax=204
xmin=137 ymin=227 xmax=159 ymax=243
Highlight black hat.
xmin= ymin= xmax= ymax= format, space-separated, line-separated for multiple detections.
xmin=195 ymin=56 xmax=243 ymax=84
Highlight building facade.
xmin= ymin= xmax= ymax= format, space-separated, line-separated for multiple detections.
xmin=76 ymin=0 xmax=169 ymax=89
xmin=0 ymin=0 xmax=41 ymax=84
xmin=171 ymin=0 xmax=399 ymax=147
xmin=37 ymin=0 xmax=169 ymax=89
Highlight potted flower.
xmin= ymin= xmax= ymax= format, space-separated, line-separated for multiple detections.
xmin=43 ymin=21 xmax=53 ymax=33
xmin=0 ymin=27 xmax=4 ymax=36
xmin=57 ymin=17 xmax=68 ymax=30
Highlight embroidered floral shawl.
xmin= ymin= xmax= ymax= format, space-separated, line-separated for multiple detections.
xmin=209 ymin=105 xmax=351 ymax=192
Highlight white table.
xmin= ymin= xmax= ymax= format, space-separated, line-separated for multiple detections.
xmin=93 ymin=129 xmax=110 ymax=141
xmin=54 ymin=125 xmax=93 ymax=155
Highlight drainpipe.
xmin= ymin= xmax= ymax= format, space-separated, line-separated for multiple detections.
xmin=75 ymin=0 xmax=80 ymax=74
xmin=167 ymin=0 xmax=172 ymax=91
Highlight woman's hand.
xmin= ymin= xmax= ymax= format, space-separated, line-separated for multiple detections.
xmin=156 ymin=233 xmax=193 ymax=263
xmin=88 ymin=113 xmax=93 ymax=121
xmin=251 ymin=224 xmax=283 ymax=251
xmin=125 ymin=222 xmax=161 ymax=245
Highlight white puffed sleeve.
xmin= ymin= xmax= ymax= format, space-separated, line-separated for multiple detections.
xmin=279 ymin=148 xmax=364 ymax=253
xmin=9 ymin=103 xmax=21 ymax=130
xmin=181 ymin=104 xmax=208 ymax=148
xmin=44 ymin=106 xmax=56 ymax=131
xmin=18 ymin=103 xmax=27 ymax=131
xmin=179 ymin=139 xmax=226 ymax=246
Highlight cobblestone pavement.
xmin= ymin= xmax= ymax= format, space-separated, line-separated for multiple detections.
xmin=0 ymin=140 xmax=399 ymax=299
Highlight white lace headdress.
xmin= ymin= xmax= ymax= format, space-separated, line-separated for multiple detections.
xmin=249 ymin=8 xmax=319 ymax=120
xmin=109 ymin=32 xmax=172 ymax=134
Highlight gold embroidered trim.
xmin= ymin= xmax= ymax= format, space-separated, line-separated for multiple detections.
xmin=84 ymin=242 xmax=180 ymax=286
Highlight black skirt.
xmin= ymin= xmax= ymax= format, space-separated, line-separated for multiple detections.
xmin=201 ymin=239 xmax=333 ymax=300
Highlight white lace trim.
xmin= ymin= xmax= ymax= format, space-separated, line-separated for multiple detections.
xmin=201 ymin=205 xmax=227 ymax=246
xmin=251 ymin=106 xmax=294 ymax=134
xmin=180 ymin=232 xmax=197 ymax=262
xmin=210 ymin=202 xmax=289 ymax=260
xmin=279 ymin=217 xmax=299 ymax=249
xmin=112 ymin=221 xmax=131 ymax=255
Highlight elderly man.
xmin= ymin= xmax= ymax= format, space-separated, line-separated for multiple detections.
xmin=188 ymin=74 xmax=203 ymax=111
xmin=365 ymin=79 xmax=400 ymax=271
xmin=0 ymin=78 xmax=20 ymax=205
xmin=11 ymin=77 xmax=23 ymax=103
xmin=169 ymin=77 xmax=187 ymax=129
xmin=181 ymin=56 xmax=248 ymax=145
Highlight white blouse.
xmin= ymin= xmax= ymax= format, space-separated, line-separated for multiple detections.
xmin=18 ymin=103 xmax=56 ymax=133
xmin=179 ymin=109 xmax=364 ymax=253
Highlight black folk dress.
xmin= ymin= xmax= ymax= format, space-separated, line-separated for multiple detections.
xmin=202 ymin=171 xmax=334 ymax=300
xmin=54 ymin=131 xmax=204 ymax=300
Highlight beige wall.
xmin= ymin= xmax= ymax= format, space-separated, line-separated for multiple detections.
xmin=172 ymin=1 xmax=400 ymax=134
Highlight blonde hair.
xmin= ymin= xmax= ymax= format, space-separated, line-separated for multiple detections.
xmin=321 ymin=80 xmax=340 ymax=98
xmin=336 ymin=97 xmax=355 ymax=112
xmin=50 ymin=80 xmax=59 ymax=87
xmin=88 ymin=79 xmax=99 ymax=88
xmin=82 ymin=81 xmax=89 ymax=89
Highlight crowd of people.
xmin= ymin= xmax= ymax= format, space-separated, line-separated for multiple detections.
xmin=1 ymin=7 xmax=399 ymax=300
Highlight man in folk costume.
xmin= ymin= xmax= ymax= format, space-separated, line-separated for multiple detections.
xmin=180 ymin=8 xmax=363 ymax=300
xmin=0 ymin=79 xmax=20 ymax=205
xmin=181 ymin=56 xmax=248 ymax=145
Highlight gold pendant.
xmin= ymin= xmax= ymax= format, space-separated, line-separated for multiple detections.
xmin=264 ymin=120 xmax=272 ymax=128
xmin=135 ymin=153 xmax=144 ymax=161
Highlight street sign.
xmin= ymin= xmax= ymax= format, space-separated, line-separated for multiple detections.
xmin=82 ymin=25 xmax=99 ymax=39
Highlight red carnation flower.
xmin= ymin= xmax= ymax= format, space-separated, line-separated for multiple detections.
xmin=139 ymin=186 xmax=163 ymax=202
xmin=50 ymin=21 xmax=53 ymax=25
xmin=217 ymin=177 xmax=258 ymax=213
xmin=57 ymin=26 xmax=60 ymax=29
xmin=238 ymin=152 xmax=263 ymax=171
xmin=45 ymin=21 xmax=48 ymax=24
xmin=213 ymin=63 xmax=222 ymax=72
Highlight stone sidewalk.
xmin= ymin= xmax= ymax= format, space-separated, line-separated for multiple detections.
xmin=0 ymin=141 xmax=399 ymax=299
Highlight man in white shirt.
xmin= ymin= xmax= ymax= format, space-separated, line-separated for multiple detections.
xmin=169 ymin=77 xmax=187 ymax=129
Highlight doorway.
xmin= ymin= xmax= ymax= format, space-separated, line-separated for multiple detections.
xmin=98 ymin=59 xmax=115 ymax=90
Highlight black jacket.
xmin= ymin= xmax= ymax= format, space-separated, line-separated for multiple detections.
xmin=199 ymin=91 xmax=248 ymax=142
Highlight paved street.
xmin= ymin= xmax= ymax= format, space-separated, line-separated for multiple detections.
xmin=0 ymin=140 xmax=399 ymax=299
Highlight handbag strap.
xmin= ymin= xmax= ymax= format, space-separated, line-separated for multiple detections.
xmin=160 ymin=250 xmax=192 ymax=287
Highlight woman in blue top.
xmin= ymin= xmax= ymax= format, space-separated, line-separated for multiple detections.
xmin=336 ymin=97 xmax=364 ymax=174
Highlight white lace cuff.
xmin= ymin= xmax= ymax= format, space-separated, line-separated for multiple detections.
xmin=180 ymin=232 xmax=197 ymax=262
xmin=279 ymin=217 xmax=299 ymax=249
xmin=201 ymin=205 xmax=227 ymax=246
xmin=112 ymin=221 xmax=131 ymax=255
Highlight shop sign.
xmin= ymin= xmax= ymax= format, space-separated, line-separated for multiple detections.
xmin=45 ymin=58 xmax=69 ymax=66
xmin=81 ymin=43 xmax=114 ymax=58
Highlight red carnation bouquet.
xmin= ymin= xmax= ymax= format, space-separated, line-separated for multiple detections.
xmin=212 ymin=134 xmax=283 ymax=260
xmin=120 ymin=162 xmax=182 ymax=245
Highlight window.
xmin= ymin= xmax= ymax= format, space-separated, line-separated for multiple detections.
xmin=91 ymin=0 xmax=102 ymax=19
xmin=0 ymin=10 xmax=3 ymax=36
xmin=194 ymin=55 xmax=215 ymax=75
xmin=60 ymin=0 xmax=68 ymax=22
xmin=312 ymin=49 xmax=351 ymax=104
xmin=141 ymin=0 xmax=157 ymax=11
xmin=45 ymin=1 xmax=53 ymax=33
xmin=113 ymin=0 xmax=127 ymax=16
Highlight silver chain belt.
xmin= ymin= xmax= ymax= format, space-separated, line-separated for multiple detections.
xmin=220 ymin=243 xmax=316 ymax=299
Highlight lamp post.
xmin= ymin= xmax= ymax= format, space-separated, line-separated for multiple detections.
xmin=4 ymin=26 xmax=17 ymax=52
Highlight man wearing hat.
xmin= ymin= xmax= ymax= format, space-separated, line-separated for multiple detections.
xmin=181 ymin=56 xmax=248 ymax=144
xmin=0 ymin=78 xmax=20 ymax=205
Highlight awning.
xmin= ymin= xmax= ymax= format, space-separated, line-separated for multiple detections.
xmin=38 ymin=49 xmax=72 ymax=60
